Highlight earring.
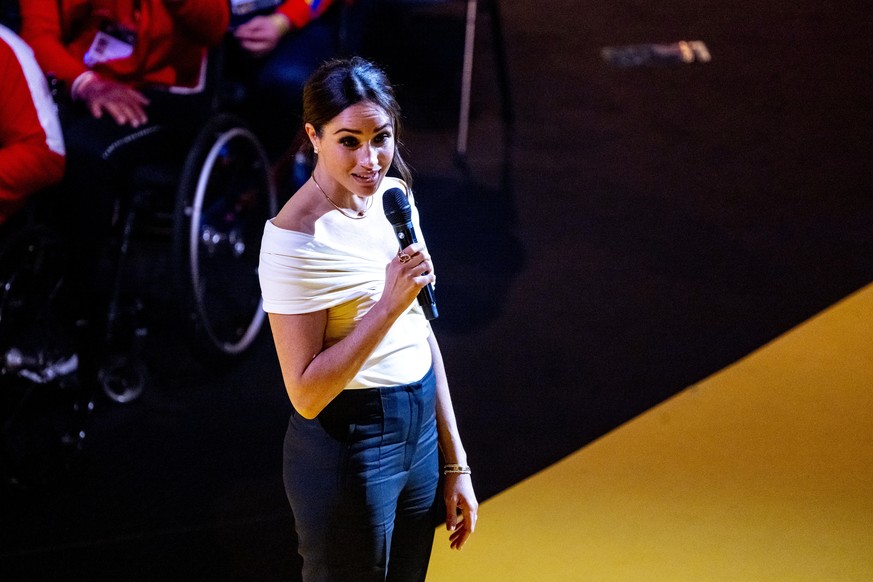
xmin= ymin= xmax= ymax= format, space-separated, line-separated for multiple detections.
xmin=313 ymin=147 xmax=319 ymax=155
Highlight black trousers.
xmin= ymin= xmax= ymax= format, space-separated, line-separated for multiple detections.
xmin=283 ymin=367 xmax=440 ymax=582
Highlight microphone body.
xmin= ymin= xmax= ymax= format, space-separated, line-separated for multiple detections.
xmin=382 ymin=188 xmax=439 ymax=320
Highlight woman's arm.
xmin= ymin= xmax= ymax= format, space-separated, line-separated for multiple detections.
xmin=268 ymin=241 xmax=433 ymax=419
xmin=428 ymin=331 xmax=478 ymax=550
xmin=269 ymin=301 xmax=395 ymax=419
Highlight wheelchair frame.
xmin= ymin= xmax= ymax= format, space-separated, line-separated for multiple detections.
xmin=94 ymin=110 xmax=277 ymax=403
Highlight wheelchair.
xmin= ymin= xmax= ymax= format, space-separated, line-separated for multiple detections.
xmin=0 ymin=108 xmax=278 ymax=481
xmin=0 ymin=84 xmax=276 ymax=493
xmin=92 ymin=108 xmax=278 ymax=404
xmin=0 ymin=49 xmax=277 ymax=408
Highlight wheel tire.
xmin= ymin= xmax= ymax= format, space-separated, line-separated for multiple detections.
xmin=173 ymin=113 xmax=277 ymax=361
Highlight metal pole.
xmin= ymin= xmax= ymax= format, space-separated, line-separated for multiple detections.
xmin=456 ymin=0 xmax=477 ymax=161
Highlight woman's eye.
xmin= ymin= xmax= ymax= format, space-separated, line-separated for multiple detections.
xmin=340 ymin=137 xmax=359 ymax=147
xmin=374 ymin=133 xmax=392 ymax=145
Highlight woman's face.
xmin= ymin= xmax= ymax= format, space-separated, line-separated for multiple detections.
xmin=308 ymin=101 xmax=395 ymax=197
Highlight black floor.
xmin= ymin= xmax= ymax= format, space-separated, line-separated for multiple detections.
xmin=3 ymin=1 xmax=873 ymax=580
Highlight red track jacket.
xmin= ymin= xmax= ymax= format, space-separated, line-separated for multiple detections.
xmin=0 ymin=25 xmax=65 ymax=224
xmin=19 ymin=0 xmax=230 ymax=94
xmin=276 ymin=0 xmax=337 ymax=30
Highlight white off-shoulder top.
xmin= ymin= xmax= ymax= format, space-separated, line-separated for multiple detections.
xmin=258 ymin=178 xmax=432 ymax=389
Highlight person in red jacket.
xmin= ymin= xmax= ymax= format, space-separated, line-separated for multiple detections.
xmin=18 ymin=0 xmax=229 ymax=223
xmin=21 ymin=0 xmax=229 ymax=127
xmin=0 ymin=24 xmax=65 ymax=228
xmin=18 ymin=0 xmax=230 ymax=330
xmin=229 ymin=0 xmax=346 ymax=160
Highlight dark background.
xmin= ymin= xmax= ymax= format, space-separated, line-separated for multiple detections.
xmin=3 ymin=1 xmax=872 ymax=579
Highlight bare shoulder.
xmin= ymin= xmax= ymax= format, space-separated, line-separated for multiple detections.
xmin=271 ymin=188 xmax=321 ymax=235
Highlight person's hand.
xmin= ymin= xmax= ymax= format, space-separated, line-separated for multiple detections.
xmin=76 ymin=74 xmax=150 ymax=127
xmin=444 ymin=473 xmax=478 ymax=550
xmin=381 ymin=242 xmax=435 ymax=316
xmin=234 ymin=14 xmax=289 ymax=57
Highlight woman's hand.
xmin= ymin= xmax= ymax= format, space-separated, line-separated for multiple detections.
xmin=380 ymin=242 xmax=435 ymax=317
xmin=444 ymin=473 xmax=478 ymax=550
xmin=234 ymin=14 xmax=288 ymax=57
xmin=76 ymin=75 xmax=150 ymax=127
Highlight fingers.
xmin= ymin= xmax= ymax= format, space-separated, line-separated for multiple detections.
xmin=381 ymin=243 xmax=435 ymax=314
xmin=102 ymin=100 xmax=149 ymax=127
xmin=87 ymin=100 xmax=104 ymax=120
xmin=129 ymin=90 xmax=151 ymax=106
xmin=397 ymin=243 xmax=434 ymax=279
xmin=462 ymin=500 xmax=478 ymax=535
xmin=445 ymin=496 xmax=459 ymax=532
xmin=237 ymin=38 xmax=275 ymax=56
xmin=444 ymin=475 xmax=478 ymax=551
xmin=82 ymin=80 xmax=150 ymax=126
xmin=447 ymin=505 xmax=477 ymax=550
xmin=234 ymin=16 xmax=272 ymax=38
xmin=234 ymin=16 xmax=281 ymax=55
xmin=449 ymin=522 xmax=473 ymax=550
xmin=108 ymin=88 xmax=149 ymax=126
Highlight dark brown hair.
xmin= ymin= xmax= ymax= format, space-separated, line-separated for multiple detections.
xmin=302 ymin=57 xmax=413 ymax=187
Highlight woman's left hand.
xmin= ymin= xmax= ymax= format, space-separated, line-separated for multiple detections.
xmin=444 ymin=473 xmax=478 ymax=550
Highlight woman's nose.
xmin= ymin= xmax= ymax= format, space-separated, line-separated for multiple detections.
xmin=358 ymin=144 xmax=379 ymax=168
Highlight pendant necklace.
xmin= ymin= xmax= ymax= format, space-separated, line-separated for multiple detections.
xmin=311 ymin=174 xmax=372 ymax=219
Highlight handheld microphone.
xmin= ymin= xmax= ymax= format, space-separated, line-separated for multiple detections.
xmin=382 ymin=187 xmax=439 ymax=320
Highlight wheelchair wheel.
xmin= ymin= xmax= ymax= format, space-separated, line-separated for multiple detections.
xmin=174 ymin=113 xmax=277 ymax=360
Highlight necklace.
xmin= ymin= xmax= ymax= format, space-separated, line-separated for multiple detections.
xmin=311 ymin=174 xmax=372 ymax=219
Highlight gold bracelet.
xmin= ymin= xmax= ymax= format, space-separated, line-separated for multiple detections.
xmin=443 ymin=464 xmax=471 ymax=475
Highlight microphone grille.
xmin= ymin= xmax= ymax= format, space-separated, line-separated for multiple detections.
xmin=382 ymin=187 xmax=412 ymax=224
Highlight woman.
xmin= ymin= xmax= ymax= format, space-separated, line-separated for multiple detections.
xmin=258 ymin=57 xmax=477 ymax=581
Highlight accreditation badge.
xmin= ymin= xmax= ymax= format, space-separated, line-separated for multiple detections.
xmin=83 ymin=21 xmax=137 ymax=67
